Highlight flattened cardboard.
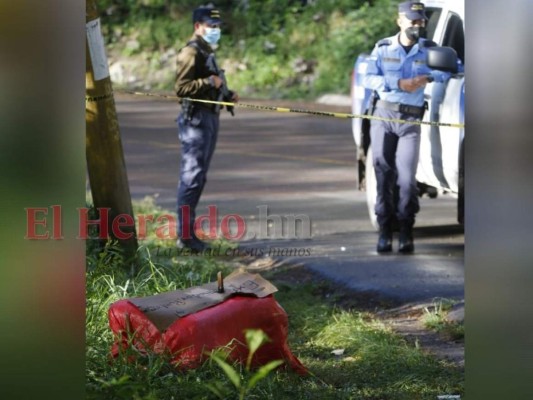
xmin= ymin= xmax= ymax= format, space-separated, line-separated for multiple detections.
xmin=128 ymin=271 xmax=278 ymax=331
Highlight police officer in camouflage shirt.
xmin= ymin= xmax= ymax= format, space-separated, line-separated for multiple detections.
xmin=175 ymin=5 xmax=239 ymax=252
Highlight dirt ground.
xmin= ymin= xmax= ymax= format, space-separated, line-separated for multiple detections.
xmin=375 ymin=301 xmax=464 ymax=370
xmin=235 ymin=256 xmax=465 ymax=370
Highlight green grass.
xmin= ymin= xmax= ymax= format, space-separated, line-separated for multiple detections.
xmin=422 ymin=300 xmax=465 ymax=342
xmin=86 ymin=198 xmax=464 ymax=399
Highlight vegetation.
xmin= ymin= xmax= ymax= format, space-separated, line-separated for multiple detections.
xmin=422 ymin=300 xmax=465 ymax=341
xmin=96 ymin=0 xmax=399 ymax=98
xmin=86 ymin=197 xmax=464 ymax=399
xmin=207 ymin=329 xmax=285 ymax=400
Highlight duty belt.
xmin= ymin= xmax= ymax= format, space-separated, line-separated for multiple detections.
xmin=195 ymin=102 xmax=219 ymax=114
xmin=375 ymin=100 xmax=426 ymax=118
xmin=180 ymin=99 xmax=219 ymax=114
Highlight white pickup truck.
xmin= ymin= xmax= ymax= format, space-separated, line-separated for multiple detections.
xmin=351 ymin=0 xmax=465 ymax=228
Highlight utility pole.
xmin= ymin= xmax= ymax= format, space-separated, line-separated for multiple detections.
xmin=86 ymin=0 xmax=138 ymax=260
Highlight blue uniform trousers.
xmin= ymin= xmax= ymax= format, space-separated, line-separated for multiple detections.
xmin=370 ymin=107 xmax=421 ymax=228
xmin=176 ymin=107 xmax=219 ymax=239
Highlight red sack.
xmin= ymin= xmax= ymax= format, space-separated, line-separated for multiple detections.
xmin=108 ymin=272 xmax=307 ymax=375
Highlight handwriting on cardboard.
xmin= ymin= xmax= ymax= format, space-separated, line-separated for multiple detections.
xmin=128 ymin=271 xmax=278 ymax=331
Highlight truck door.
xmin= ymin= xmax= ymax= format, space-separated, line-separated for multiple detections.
xmin=436 ymin=11 xmax=465 ymax=194
xmin=417 ymin=10 xmax=465 ymax=194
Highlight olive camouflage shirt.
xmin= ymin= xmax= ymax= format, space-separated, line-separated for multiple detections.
xmin=174 ymin=34 xmax=219 ymax=104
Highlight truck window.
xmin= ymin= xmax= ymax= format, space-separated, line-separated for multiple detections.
xmin=425 ymin=7 xmax=442 ymax=41
xmin=442 ymin=12 xmax=465 ymax=64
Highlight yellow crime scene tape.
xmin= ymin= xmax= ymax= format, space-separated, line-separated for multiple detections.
xmin=99 ymin=90 xmax=465 ymax=129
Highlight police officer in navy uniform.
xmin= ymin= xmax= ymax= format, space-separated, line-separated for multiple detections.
xmin=363 ymin=1 xmax=451 ymax=253
xmin=175 ymin=5 xmax=239 ymax=251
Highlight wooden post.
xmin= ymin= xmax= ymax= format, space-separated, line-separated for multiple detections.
xmin=85 ymin=0 xmax=137 ymax=259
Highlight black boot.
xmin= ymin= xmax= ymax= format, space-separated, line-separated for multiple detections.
xmin=398 ymin=222 xmax=414 ymax=253
xmin=377 ymin=225 xmax=393 ymax=253
xmin=177 ymin=237 xmax=209 ymax=253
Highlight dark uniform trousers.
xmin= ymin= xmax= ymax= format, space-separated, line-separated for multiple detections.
xmin=370 ymin=107 xmax=421 ymax=228
xmin=177 ymin=107 xmax=219 ymax=239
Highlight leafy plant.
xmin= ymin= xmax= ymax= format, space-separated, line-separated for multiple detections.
xmin=206 ymin=329 xmax=284 ymax=400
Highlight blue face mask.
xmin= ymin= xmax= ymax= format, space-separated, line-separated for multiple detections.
xmin=202 ymin=27 xmax=221 ymax=45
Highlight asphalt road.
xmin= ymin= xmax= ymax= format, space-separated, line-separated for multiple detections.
xmin=116 ymin=93 xmax=464 ymax=304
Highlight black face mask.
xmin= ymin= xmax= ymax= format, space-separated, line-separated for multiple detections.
xmin=405 ymin=26 xmax=427 ymax=42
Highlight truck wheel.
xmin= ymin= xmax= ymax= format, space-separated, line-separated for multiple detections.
xmin=365 ymin=148 xmax=379 ymax=230
xmin=365 ymin=148 xmax=399 ymax=231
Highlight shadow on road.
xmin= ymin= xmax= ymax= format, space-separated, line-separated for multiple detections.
xmin=415 ymin=224 xmax=464 ymax=237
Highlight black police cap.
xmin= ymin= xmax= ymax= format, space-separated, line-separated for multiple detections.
xmin=192 ymin=6 xmax=221 ymax=25
xmin=398 ymin=1 xmax=427 ymax=20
